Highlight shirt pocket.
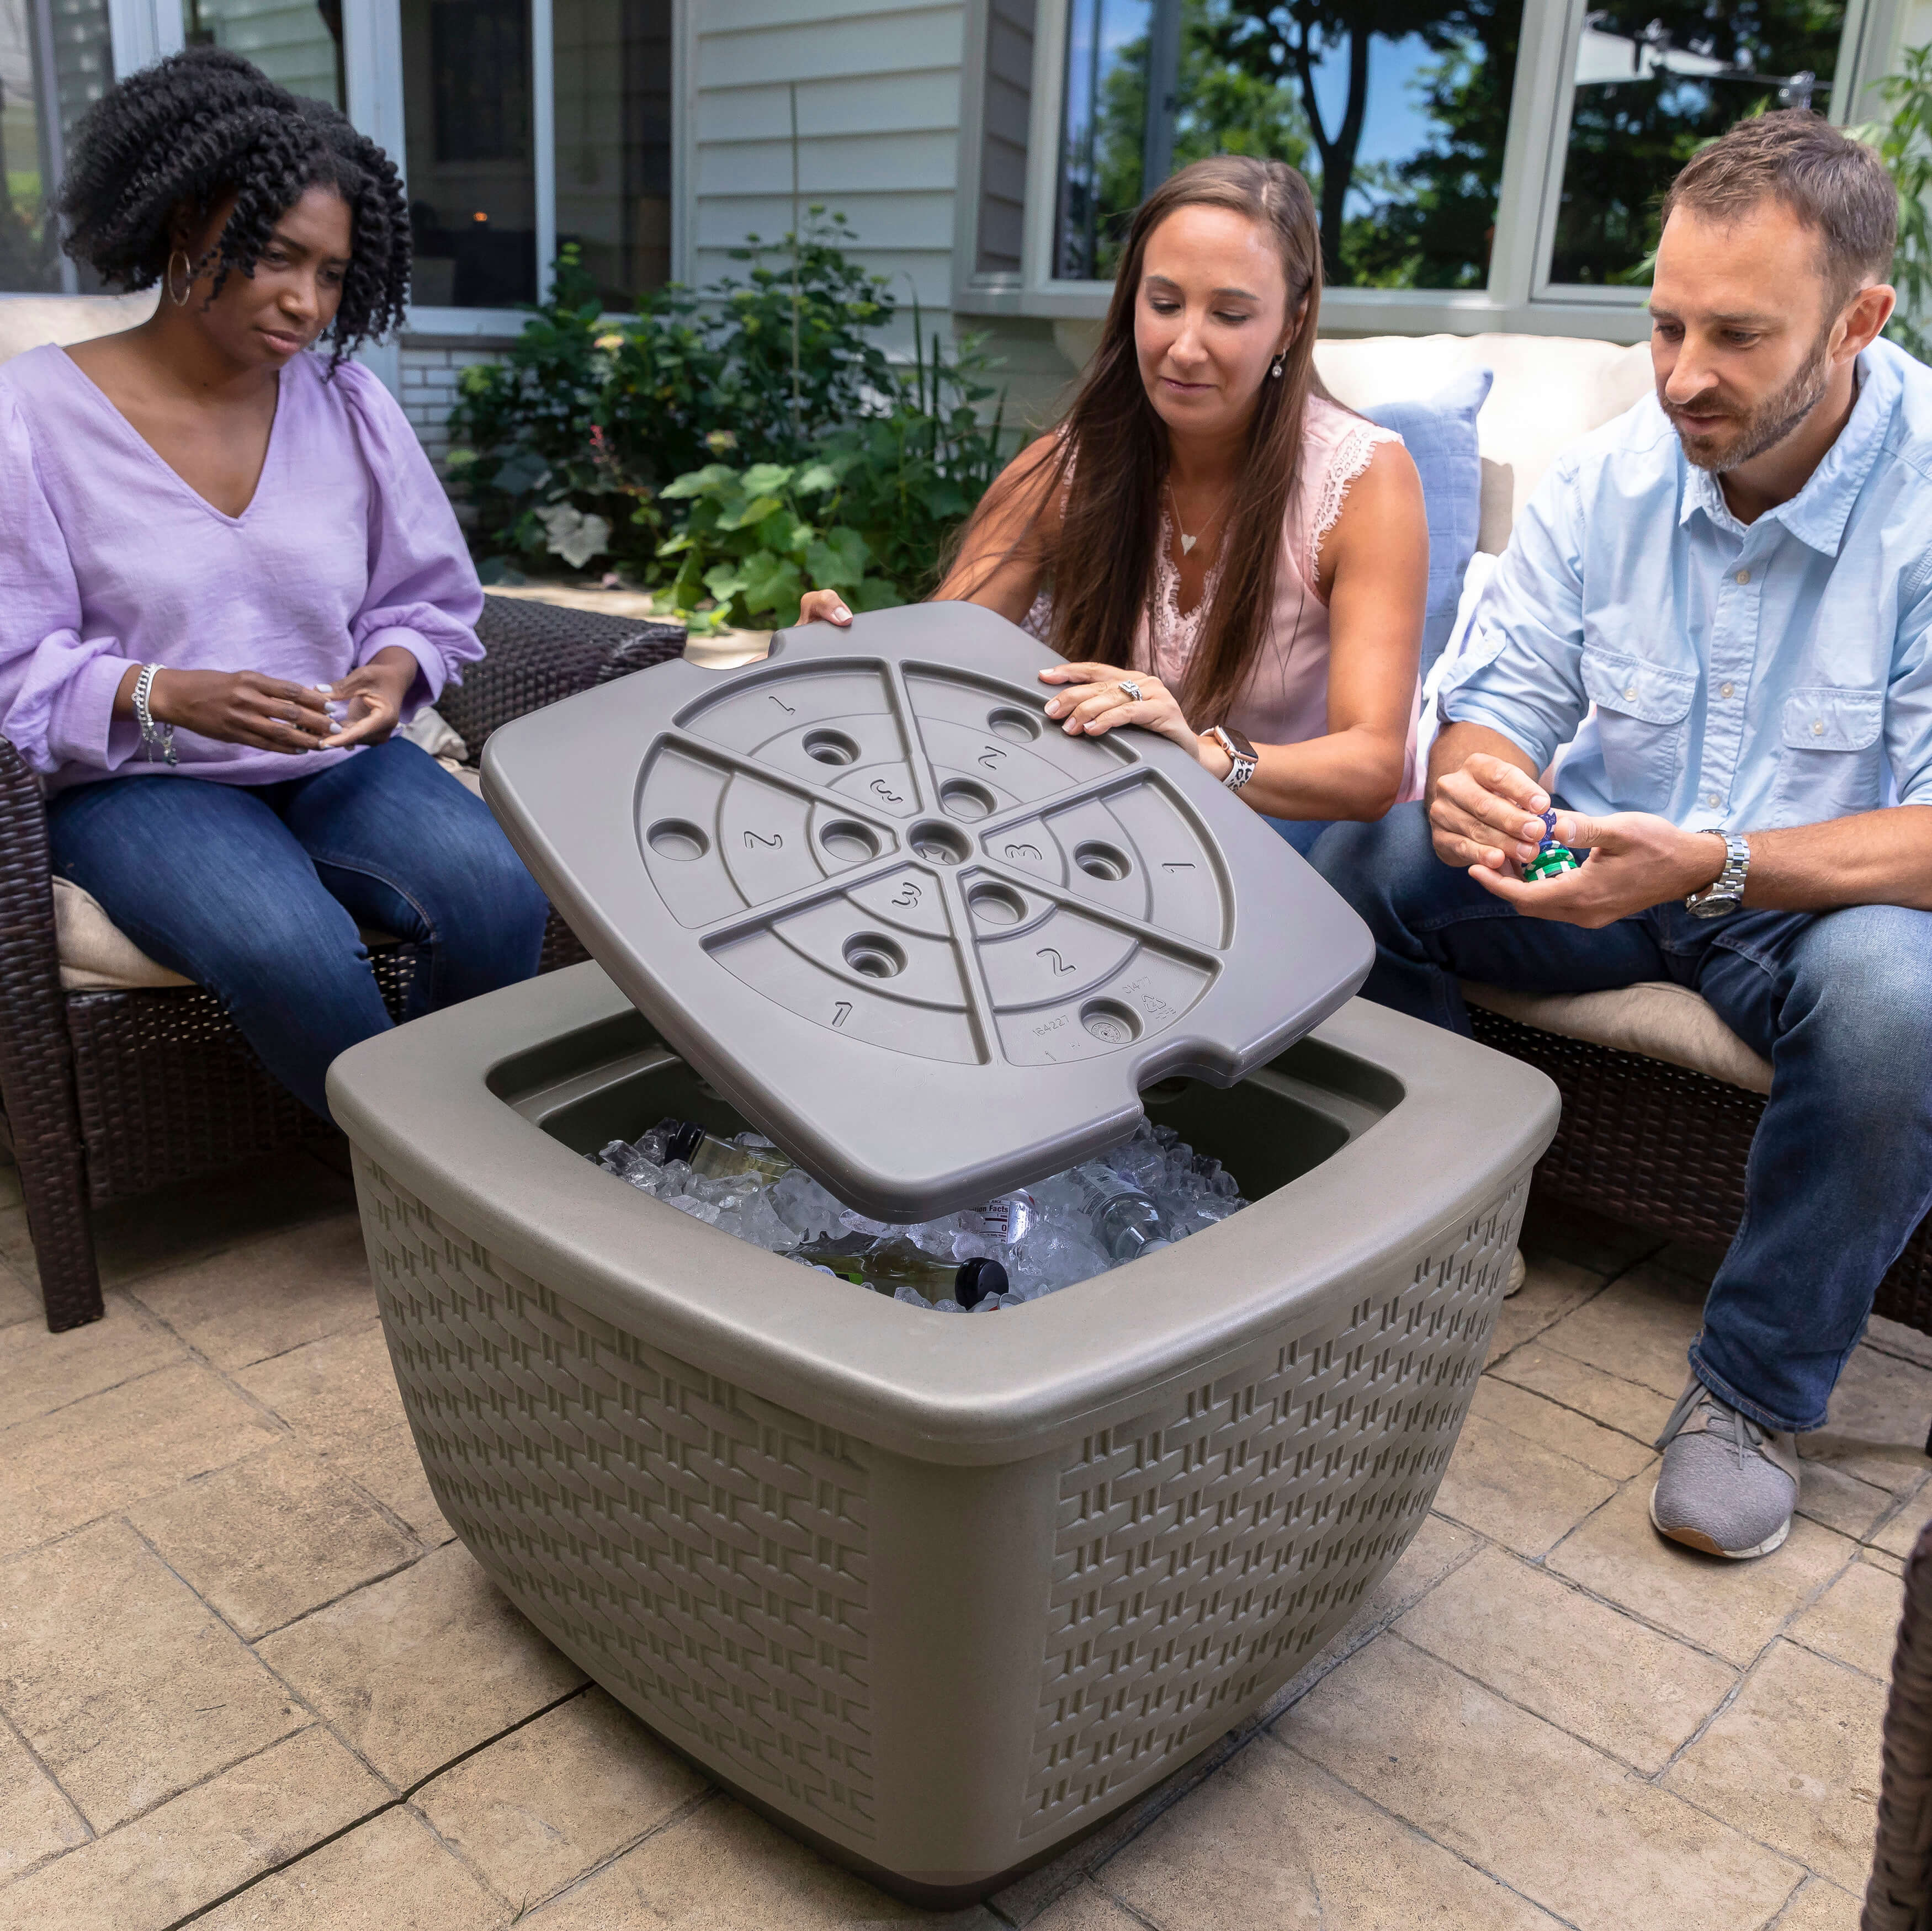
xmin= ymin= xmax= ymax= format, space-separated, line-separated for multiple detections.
xmin=1772 ymin=686 xmax=1885 ymax=825
xmin=1579 ymin=646 xmax=1696 ymax=807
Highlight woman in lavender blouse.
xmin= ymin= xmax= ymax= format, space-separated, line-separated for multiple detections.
xmin=0 ymin=49 xmax=547 ymax=1118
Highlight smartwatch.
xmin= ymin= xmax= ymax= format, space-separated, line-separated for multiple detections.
xmin=1204 ymin=724 xmax=1259 ymax=792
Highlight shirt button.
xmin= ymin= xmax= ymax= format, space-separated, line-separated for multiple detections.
xmin=1707 ymin=792 xmax=1721 ymax=806
xmin=1624 ymin=685 xmax=1637 ymax=701
xmin=1812 ymin=720 xmax=1824 ymax=736
xmin=1720 ymin=682 xmax=1734 ymax=698
xmin=1735 ymin=569 xmax=1751 ymax=584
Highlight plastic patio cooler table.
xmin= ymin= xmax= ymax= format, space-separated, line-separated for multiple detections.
xmin=328 ymin=961 xmax=1557 ymax=1905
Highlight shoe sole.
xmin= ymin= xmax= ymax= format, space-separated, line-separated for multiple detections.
xmin=1648 ymin=1489 xmax=1791 ymax=1560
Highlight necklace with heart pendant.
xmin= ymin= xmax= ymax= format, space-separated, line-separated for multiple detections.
xmin=1166 ymin=480 xmax=1234 ymax=557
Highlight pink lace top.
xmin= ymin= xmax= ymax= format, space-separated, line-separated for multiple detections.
xmin=1027 ymin=393 xmax=1420 ymax=802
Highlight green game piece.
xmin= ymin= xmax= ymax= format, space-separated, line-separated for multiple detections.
xmin=1523 ymin=844 xmax=1581 ymax=881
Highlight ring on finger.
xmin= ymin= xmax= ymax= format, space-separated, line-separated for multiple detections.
xmin=1117 ymin=679 xmax=1144 ymax=704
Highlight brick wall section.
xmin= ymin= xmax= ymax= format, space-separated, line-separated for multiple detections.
xmin=398 ymin=337 xmax=514 ymax=468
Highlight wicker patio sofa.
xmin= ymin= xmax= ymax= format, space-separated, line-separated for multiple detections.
xmin=2 ymin=593 xmax=683 ymax=1331
xmin=1466 ymin=986 xmax=1932 ymax=1338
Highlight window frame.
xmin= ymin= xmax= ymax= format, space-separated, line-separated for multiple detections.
xmin=952 ymin=0 xmax=1911 ymax=339
xmin=1527 ymin=0 xmax=1892 ymax=305
xmin=0 ymin=0 xmax=685 ymax=339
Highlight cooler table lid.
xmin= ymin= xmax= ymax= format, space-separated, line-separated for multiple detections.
xmin=480 ymin=603 xmax=1374 ymax=1222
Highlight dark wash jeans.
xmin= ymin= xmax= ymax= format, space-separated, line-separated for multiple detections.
xmin=47 ymin=737 xmax=549 ymax=1120
xmin=1312 ymin=801 xmax=1932 ymax=1433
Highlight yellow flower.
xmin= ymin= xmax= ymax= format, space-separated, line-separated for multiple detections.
xmin=594 ymin=332 xmax=625 ymax=351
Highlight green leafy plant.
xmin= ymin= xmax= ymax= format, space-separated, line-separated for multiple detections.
xmin=648 ymin=315 xmax=1008 ymax=631
xmin=654 ymin=460 xmax=899 ymax=633
xmin=445 ymin=211 xmax=918 ymax=578
xmin=1875 ymin=46 xmax=1932 ymax=361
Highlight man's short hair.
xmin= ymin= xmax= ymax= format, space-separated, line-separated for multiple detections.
xmin=1661 ymin=109 xmax=1897 ymax=307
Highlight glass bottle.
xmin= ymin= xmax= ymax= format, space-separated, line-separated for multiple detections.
xmin=662 ymin=1118 xmax=793 ymax=1183
xmin=797 ymin=1238 xmax=1007 ymax=1310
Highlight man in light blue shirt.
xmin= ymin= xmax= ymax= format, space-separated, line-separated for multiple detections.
xmin=1317 ymin=112 xmax=1932 ymax=1561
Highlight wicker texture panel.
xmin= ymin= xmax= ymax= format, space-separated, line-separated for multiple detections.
xmin=1863 ymin=1517 xmax=1932 ymax=1928
xmin=1468 ymin=1008 xmax=1932 ymax=1334
xmin=68 ymin=951 xmax=417 ymax=1201
xmin=444 ymin=596 xmax=687 ymax=753
xmin=1023 ymin=1175 xmax=1526 ymax=1835
xmin=359 ymin=1163 xmax=878 ymax=1837
xmin=0 ymin=740 xmax=100 ymax=1326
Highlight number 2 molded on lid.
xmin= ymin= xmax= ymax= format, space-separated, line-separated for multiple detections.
xmin=481 ymin=603 xmax=1374 ymax=1221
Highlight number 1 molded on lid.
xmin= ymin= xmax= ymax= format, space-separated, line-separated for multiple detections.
xmin=481 ymin=603 xmax=1374 ymax=1221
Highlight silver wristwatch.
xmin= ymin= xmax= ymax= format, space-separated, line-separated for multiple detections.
xmin=1204 ymin=724 xmax=1259 ymax=791
xmin=1685 ymin=831 xmax=1749 ymax=918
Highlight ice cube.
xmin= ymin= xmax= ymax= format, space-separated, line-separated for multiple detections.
xmin=664 ymin=1193 xmax=721 ymax=1226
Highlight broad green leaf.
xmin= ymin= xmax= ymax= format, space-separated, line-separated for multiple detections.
xmin=806 ymin=526 xmax=872 ymax=589
xmin=739 ymin=462 xmax=794 ymax=496
xmin=660 ymin=464 xmax=737 ymax=501
xmin=716 ymin=493 xmax=784 ymax=533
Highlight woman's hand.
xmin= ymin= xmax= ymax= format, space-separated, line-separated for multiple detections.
xmin=797 ymin=588 xmax=853 ymax=627
xmin=1038 ymin=663 xmax=1217 ymax=765
xmin=317 ymin=649 xmax=418 ymax=749
xmin=144 ymin=669 xmax=337 ymax=754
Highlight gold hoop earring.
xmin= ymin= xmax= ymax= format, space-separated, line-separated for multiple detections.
xmin=166 ymin=248 xmax=193 ymax=307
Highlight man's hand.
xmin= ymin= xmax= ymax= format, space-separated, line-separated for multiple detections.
xmin=1429 ymin=751 xmax=1554 ymax=870
xmin=1471 ymin=811 xmax=1728 ymax=927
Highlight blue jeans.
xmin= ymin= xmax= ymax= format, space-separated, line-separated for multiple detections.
xmin=1267 ymin=817 xmax=1334 ymax=857
xmin=48 ymin=739 xmax=550 ymax=1120
xmin=1314 ymin=802 xmax=1932 ymax=1433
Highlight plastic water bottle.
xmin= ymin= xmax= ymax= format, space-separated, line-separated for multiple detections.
xmin=1074 ymin=1167 xmax=1171 ymax=1262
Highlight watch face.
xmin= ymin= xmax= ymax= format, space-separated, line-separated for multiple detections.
xmin=1222 ymin=726 xmax=1258 ymax=761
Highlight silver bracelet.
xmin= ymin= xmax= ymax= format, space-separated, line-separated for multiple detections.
xmin=132 ymin=663 xmax=177 ymax=767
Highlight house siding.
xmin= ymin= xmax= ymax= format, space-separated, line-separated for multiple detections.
xmin=687 ymin=0 xmax=968 ymax=345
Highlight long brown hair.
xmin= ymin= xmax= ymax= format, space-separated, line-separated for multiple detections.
xmin=970 ymin=157 xmax=1325 ymax=725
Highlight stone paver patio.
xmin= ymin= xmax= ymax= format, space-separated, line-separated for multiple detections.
xmin=0 ymin=1142 xmax=1922 ymax=1930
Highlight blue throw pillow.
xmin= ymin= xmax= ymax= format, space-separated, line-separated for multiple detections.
xmin=1362 ymin=366 xmax=1492 ymax=683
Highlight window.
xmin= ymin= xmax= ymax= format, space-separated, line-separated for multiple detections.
xmin=1544 ymin=1 xmax=1849 ymax=289
xmin=553 ymin=0 xmax=671 ymax=306
xmin=183 ymin=0 xmax=345 ymax=108
xmin=984 ymin=0 xmax=1894 ymax=332
xmin=1049 ymin=0 xmax=1524 ymax=289
xmin=1 ymin=0 xmax=113 ymax=292
xmin=402 ymin=0 xmax=537 ymax=308
xmin=396 ymin=0 xmax=669 ymax=315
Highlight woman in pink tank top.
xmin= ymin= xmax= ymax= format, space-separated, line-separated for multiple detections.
xmin=799 ymin=156 xmax=1426 ymax=850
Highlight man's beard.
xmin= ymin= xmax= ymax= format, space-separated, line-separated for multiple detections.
xmin=1663 ymin=329 xmax=1834 ymax=473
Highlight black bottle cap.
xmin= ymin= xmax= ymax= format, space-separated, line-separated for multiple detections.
xmin=953 ymin=1257 xmax=1008 ymax=1310
xmin=664 ymin=1119 xmax=704 ymax=1166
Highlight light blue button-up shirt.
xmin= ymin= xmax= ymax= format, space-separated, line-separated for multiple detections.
xmin=1443 ymin=337 xmax=1932 ymax=832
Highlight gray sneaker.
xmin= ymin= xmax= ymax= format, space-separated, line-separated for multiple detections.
xmin=1649 ymin=1374 xmax=1800 ymax=1560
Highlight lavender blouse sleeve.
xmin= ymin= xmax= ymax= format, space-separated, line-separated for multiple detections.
xmin=336 ymin=362 xmax=485 ymax=713
xmin=0 ymin=390 xmax=142 ymax=775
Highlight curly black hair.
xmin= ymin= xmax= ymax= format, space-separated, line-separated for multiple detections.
xmin=58 ymin=46 xmax=409 ymax=364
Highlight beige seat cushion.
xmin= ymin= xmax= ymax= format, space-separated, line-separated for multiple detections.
xmin=53 ymin=877 xmax=194 ymax=992
xmin=0 ymin=291 xmax=158 ymax=366
xmin=1463 ymin=979 xmax=1772 ymax=1096
xmin=1313 ymin=332 xmax=1653 ymax=531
